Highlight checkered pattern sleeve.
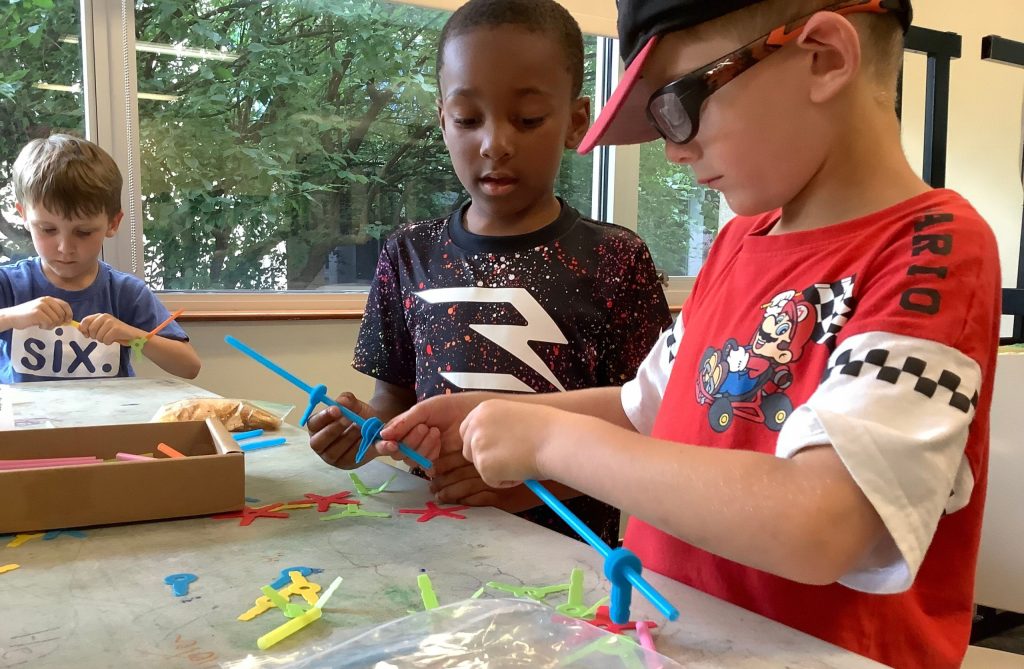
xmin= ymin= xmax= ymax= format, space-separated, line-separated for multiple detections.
xmin=621 ymin=313 xmax=682 ymax=434
xmin=776 ymin=330 xmax=980 ymax=594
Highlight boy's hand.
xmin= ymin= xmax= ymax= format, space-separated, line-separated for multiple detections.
xmin=430 ymin=448 xmax=502 ymax=507
xmin=307 ymin=393 xmax=380 ymax=469
xmin=5 ymin=296 xmax=73 ymax=330
xmin=78 ymin=313 xmax=145 ymax=346
xmin=379 ymin=393 xmax=495 ymax=463
xmin=459 ymin=399 xmax=560 ymax=488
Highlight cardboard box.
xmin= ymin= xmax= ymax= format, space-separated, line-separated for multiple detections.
xmin=0 ymin=418 xmax=244 ymax=533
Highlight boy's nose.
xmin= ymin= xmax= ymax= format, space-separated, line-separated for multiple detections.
xmin=663 ymin=138 xmax=702 ymax=166
xmin=480 ymin=122 xmax=514 ymax=160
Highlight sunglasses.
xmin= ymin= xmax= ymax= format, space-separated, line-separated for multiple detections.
xmin=645 ymin=0 xmax=907 ymax=145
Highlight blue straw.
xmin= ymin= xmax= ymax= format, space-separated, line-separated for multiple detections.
xmin=224 ymin=336 xmax=432 ymax=470
xmin=233 ymin=429 xmax=264 ymax=441
xmin=524 ymin=479 xmax=678 ymax=622
xmin=239 ymin=437 xmax=288 ymax=452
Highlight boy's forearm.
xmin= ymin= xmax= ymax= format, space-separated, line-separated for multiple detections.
xmin=142 ymin=337 xmax=201 ymax=379
xmin=0 ymin=309 xmax=14 ymax=332
xmin=536 ymin=414 xmax=885 ymax=585
xmin=512 ymin=387 xmax=635 ymax=431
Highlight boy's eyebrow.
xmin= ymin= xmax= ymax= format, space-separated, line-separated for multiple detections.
xmin=445 ymin=86 xmax=553 ymax=100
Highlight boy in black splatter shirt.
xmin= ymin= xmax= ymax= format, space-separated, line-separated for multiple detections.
xmin=307 ymin=0 xmax=670 ymax=545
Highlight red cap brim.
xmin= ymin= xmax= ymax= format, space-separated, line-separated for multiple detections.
xmin=578 ymin=36 xmax=662 ymax=155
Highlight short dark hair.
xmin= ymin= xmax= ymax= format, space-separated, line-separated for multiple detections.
xmin=436 ymin=0 xmax=585 ymax=98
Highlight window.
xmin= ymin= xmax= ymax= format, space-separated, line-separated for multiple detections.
xmin=0 ymin=0 xmax=85 ymax=264
xmin=133 ymin=0 xmax=597 ymax=291
xmin=636 ymin=141 xmax=722 ymax=278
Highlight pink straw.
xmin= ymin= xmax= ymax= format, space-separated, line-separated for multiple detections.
xmin=115 ymin=452 xmax=155 ymax=462
xmin=0 ymin=457 xmax=101 ymax=471
xmin=636 ymin=621 xmax=656 ymax=651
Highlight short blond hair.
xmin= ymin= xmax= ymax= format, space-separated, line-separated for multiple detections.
xmin=12 ymin=134 xmax=123 ymax=219
xmin=694 ymin=0 xmax=905 ymax=87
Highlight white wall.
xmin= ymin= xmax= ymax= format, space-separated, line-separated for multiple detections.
xmin=139 ymin=1 xmax=1024 ymax=402
xmin=901 ymin=1 xmax=1024 ymax=328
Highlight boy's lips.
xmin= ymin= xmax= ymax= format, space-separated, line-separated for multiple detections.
xmin=479 ymin=173 xmax=519 ymax=196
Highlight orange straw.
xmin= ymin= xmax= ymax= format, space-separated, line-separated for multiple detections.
xmin=157 ymin=442 xmax=187 ymax=459
xmin=146 ymin=309 xmax=185 ymax=340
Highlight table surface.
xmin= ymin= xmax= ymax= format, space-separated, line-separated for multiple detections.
xmin=0 ymin=378 xmax=885 ymax=669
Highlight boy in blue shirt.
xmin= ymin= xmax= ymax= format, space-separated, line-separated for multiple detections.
xmin=0 ymin=135 xmax=200 ymax=382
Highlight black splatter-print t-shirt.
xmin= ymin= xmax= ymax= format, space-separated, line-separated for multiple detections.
xmin=354 ymin=200 xmax=671 ymax=544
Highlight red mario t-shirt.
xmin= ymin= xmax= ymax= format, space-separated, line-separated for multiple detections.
xmin=622 ymin=189 xmax=1000 ymax=668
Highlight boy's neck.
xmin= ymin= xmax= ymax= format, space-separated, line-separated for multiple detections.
xmin=40 ymin=259 xmax=101 ymax=291
xmin=774 ymin=105 xmax=931 ymax=235
xmin=463 ymin=195 xmax=562 ymax=237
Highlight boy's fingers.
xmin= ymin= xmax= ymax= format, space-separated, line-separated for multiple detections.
xmin=306 ymin=405 xmax=342 ymax=433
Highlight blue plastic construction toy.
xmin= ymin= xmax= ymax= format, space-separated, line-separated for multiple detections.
xmin=524 ymin=481 xmax=678 ymax=624
xmin=224 ymin=336 xmax=432 ymax=470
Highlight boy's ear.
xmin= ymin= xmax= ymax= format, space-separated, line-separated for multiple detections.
xmin=437 ymin=101 xmax=449 ymax=144
xmin=564 ymin=96 xmax=592 ymax=150
xmin=794 ymin=12 xmax=862 ymax=104
xmin=14 ymin=203 xmax=25 ymax=220
xmin=106 ymin=211 xmax=124 ymax=238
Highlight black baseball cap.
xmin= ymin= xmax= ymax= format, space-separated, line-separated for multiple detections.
xmin=579 ymin=0 xmax=913 ymax=153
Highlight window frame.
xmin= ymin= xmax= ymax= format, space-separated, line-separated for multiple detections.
xmin=80 ymin=0 xmax=691 ymax=318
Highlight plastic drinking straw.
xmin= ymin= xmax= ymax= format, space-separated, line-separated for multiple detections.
xmin=255 ymin=576 xmax=342 ymax=650
xmin=146 ymin=309 xmax=185 ymax=340
xmin=524 ymin=480 xmax=678 ymax=622
xmin=115 ymin=452 xmax=155 ymax=462
xmin=0 ymin=457 xmax=101 ymax=470
xmin=224 ymin=336 xmax=432 ymax=469
xmin=239 ymin=437 xmax=287 ymax=452
xmin=157 ymin=443 xmax=187 ymax=459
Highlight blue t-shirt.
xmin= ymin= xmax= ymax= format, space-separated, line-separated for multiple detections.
xmin=0 ymin=258 xmax=188 ymax=383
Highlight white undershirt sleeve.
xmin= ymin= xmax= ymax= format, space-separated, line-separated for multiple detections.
xmin=776 ymin=331 xmax=980 ymax=594
xmin=621 ymin=314 xmax=683 ymax=435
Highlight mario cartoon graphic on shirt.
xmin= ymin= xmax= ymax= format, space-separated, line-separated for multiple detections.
xmin=696 ymin=289 xmax=817 ymax=433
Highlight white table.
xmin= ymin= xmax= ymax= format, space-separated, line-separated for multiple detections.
xmin=0 ymin=378 xmax=885 ymax=668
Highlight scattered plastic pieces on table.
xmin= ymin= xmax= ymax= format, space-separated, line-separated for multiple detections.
xmin=556 ymin=568 xmax=608 ymax=619
xmin=240 ymin=571 xmax=322 ymax=622
xmin=261 ymin=584 xmax=309 ymax=618
xmin=0 ymin=564 xmax=19 ymax=574
xmin=275 ymin=502 xmax=315 ymax=511
xmin=42 ymin=529 xmax=87 ymax=541
xmin=349 ymin=471 xmax=398 ymax=496
xmin=239 ymin=437 xmax=287 ymax=452
xmin=269 ymin=566 xmax=321 ymax=590
xmin=523 ymin=480 xmax=677 ymax=624
xmin=255 ymin=576 xmax=341 ymax=650
xmin=245 ymin=496 xmax=260 ymax=503
xmin=157 ymin=443 xmax=187 ymax=459
xmin=417 ymin=573 xmax=439 ymax=610
xmin=212 ymin=503 xmax=290 ymax=526
xmin=398 ymin=501 xmax=469 ymax=523
xmin=224 ymin=335 xmax=432 ymax=470
xmin=320 ymin=505 xmax=390 ymax=521
xmin=233 ymin=429 xmax=264 ymax=441
xmin=289 ymin=491 xmax=360 ymax=513
xmin=6 ymin=533 xmax=44 ymax=548
xmin=165 ymin=573 xmax=197 ymax=597
xmin=587 ymin=605 xmax=658 ymax=636
xmin=563 ymin=633 xmax=646 ymax=669
xmin=485 ymin=579 xmax=571 ymax=603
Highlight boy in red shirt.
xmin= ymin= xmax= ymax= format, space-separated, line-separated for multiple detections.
xmin=379 ymin=1 xmax=1001 ymax=666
